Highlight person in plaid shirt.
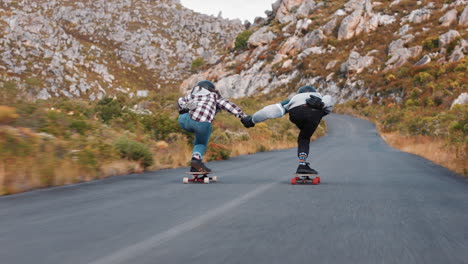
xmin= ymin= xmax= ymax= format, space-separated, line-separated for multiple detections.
xmin=178 ymin=80 xmax=247 ymax=172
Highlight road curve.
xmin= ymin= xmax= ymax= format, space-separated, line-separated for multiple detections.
xmin=1 ymin=114 xmax=467 ymax=264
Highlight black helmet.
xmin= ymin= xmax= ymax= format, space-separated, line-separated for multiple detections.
xmin=297 ymin=85 xmax=316 ymax=94
xmin=197 ymin=80 xmax=216 ymax=92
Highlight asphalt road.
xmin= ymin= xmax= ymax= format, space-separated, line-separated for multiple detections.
xmin=1 ymin=114 xmax=467 ymax=264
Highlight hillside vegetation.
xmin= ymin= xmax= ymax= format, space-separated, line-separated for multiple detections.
xmin=335 ymin=58 xmax=467 ymax=175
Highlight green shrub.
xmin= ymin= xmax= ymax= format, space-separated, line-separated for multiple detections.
xmin=397 ymin=67 xmax=410 ymax=78
xmin=191 ymin=57 xmax=205 ymax=71
xmin=96 ymin=98 xmax=122 ymax=123
xmin=235 ymin=30 xmax=253 ymax=50
xmin=0 ymin=81 xmax=18 ymax=104
xmin=69 ymin=120 xmax=92 ymax=135
xmin=414 ymin=72 xmax=434 ymax=84
xmin=423 ymin=37 xmax=439 ymax=51
xmin=205 ymin=142 xmax=231 ymax=161
xmin=114 ymin=137 xmax=153 ymax=168
xmin=446 ymin=37 xmax=461 ymax=55
xmin=76 ymin=148 xmax=99 ymax=172
xmin=381 ymin=113 xmax=401 ymax=132
xmin=40 ymin=110 xmax=71 ymax=138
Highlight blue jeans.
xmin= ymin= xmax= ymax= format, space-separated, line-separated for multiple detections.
xmin=178 ymin=113 xmax=212 ymax=159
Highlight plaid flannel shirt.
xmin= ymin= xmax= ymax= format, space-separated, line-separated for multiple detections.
xmin=178 ymin=88 xmax=245 ymax=123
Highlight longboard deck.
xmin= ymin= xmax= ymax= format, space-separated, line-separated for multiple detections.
xmin=185 ymin=171 xmax=213 ymax=175
xmin=291 ymin=174 xmax=320 ymax=185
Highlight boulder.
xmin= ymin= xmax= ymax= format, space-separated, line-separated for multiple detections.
xmin=377 ymin=13 xmax=397 ymax=25
xmin=296 ymin=0 xmax=317 ymax=18
xmin=298 ymin=46 xmax=326 ymax=59
xmin=338 ymin=8 xmax=363 ymax=40
xmin=344 ymin=0 xmax=369 ymax=13
xmin=340 ymin=51 xmax=374 ymax=75
xmin=298 ymin=29 xmax=325 ymax=50
xmin=448 ymin=39 xmax=467 ymax=62
xmin=282 ymin=59 xmax=293 ymax=69
xmin=335 ymin=9 xmax=347 ymax=16
xmin=275 ymin=0 xmax=308 ymax=23
xmin=397 ymin=24 xmax=412 ymax=36
xmin=414 ymin=55 xmax=431 ymax=66
xmin=459 ymin=5 xmax=468 ymax=26
xmin=439 ymin=9 xmax=458 ymax=27
xmin=247 ymin=26 xmax=277 ymax=47
xmin=451 ymin=93 xmax=468 ymax=109
xmin=278 ymin=36 xmax=300 ymax=56
xmin=321 ymin=17 xmax=338 ymax=35
xmin=387 ymin=35 xmax=414 ymax=54
xmin=439 ymin=30 xmax=460 ymax=47
xmin=296 ymin=18 xmax=313 ymax=33
xmin=385 ymin=46 xmax=422 ymax=70
xmin=402 ymin=7 xmax=432 ymax=24
xmin=326 ymin=60 xmax=338 ymax=70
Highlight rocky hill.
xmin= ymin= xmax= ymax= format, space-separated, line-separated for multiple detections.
xmin=0 ymin=0 xmax=244 ymax=101
xmin=181 ymin=0 xmax=467 ymax=105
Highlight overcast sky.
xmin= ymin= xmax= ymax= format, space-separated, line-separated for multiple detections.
xmin=180 ymin=0 xmax=277 ymax=22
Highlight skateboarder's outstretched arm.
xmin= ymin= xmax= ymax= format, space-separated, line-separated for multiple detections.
xmin=240 ymin=101 xmax=288 ymax=128
xmin=241 ymin=93 xmax=335 ymax=128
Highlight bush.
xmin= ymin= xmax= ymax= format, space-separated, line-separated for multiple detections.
xmin=0 ymin=81 xmax=18 ymax=104
xmin=69 ymin=120 xmax=92 ymax=135
xmin=205 ymin=142 xmax=231 ymax=161
xmin=0 ymin=106 xmax=19 ymax=124
xmin=96 ymin=98 xmax=122 ymax=123
xmin=114 ymin=137 xmax=154 ymax=168
xmin=423 ymin=37 xmax=439 ymax=51
xmin=414 ymin=72 xmax=434 ymax=84
xmin=191 ymin=57 xmax=205 ymax=71
xmin=235 ymin=30 xmax=253 ymax=50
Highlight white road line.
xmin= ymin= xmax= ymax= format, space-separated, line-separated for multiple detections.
xmin=90 ymin=182 xmax=277 ymax=264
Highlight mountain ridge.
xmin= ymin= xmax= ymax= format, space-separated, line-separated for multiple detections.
xmin=181 ymin=0 xmax=467 ymax=105
xmin=0 ymin=0 xmax=244 ymax=100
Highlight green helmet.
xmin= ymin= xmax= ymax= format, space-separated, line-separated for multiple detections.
xmin=297 ymin=85 xmax=317 ymax=94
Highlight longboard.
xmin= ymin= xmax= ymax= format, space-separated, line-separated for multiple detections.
xmin=291 ymin=174 xmax=320 ymax=185
xmin=183 ymin=172 xmax=217 ymax=184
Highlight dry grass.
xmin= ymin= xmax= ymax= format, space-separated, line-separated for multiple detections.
xmin=382 ymin=132 xmax=467 ymax=176
xmin=0 ymin=157 xmax=146 ymax=195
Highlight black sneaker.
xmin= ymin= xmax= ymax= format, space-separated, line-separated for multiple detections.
xmin=190 ymin=158 xmax=212 ymax=173
xmin=296 ymin=162 xmax=318 ymax=174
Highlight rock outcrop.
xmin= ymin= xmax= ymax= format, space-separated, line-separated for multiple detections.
xmin=460 ymin=5 xmax=468 ymax=26
xmin=0 ymin=0 xmax=244 ymax=100
xmin=451 ymin=93 xmax=468 ymax=109
xmin=439 ymin=9 xmax=458 ymax=27
xmin=340 ymin=51 xmax=375 ymax=75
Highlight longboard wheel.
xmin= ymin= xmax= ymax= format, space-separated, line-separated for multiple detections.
xmin=316 ymin=177 xmax=321 ymax=183
xmin=183 ymin=177 xmax=189 ymax=184
xmin=291 ymin=178 xmax=297 ymax=185
xmin=211 ymin=176 xmax=217 ymax=182
xmin=312 ymin=178 xmax=319 ymax=185
xmin=203 ymin=177 xmax=210 ymax=184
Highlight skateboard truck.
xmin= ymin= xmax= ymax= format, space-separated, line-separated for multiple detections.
xmin=291 ymin=174 xmax=320 ymax=185
xmin=183 ymin=172 xmax=217 ymax=184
